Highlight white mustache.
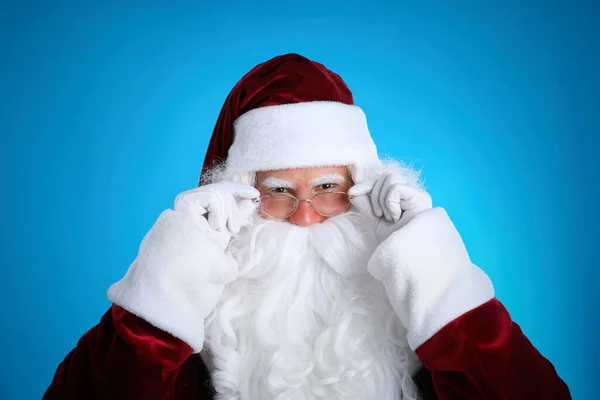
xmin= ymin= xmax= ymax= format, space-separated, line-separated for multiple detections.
xmin=229 ymin=211 xmax=378 ymax=279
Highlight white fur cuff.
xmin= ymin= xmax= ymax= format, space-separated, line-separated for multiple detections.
xmin=226 ymin=101 xmax=382 ymax=173
xmin=368 ymin=207 xmax=495 ymax=350
xmin=107 ymin=210 xmax=239 ymax=353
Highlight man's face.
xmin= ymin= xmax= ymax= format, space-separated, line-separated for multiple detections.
xmin=255 ymin=166 xmax=352 ymax=227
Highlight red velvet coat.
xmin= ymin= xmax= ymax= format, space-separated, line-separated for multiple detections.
xmin=44 ymin=297 xmax=570 ymax=399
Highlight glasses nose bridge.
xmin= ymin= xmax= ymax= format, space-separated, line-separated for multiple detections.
xmin=295 ymin=197 xmax=317 ymax=210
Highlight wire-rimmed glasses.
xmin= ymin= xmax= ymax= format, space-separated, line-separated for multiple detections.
xmin=253 ymin=191 xmax=353 ymax=220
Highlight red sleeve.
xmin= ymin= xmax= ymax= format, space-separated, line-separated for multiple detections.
xmin=43 ymin=304 xmax=195 ymax=400
xmin=415 ymin=298 xmax=571 ymax=399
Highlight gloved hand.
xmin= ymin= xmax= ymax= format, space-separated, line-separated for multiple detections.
xmin=349 ymin=172 xmax=433 ymax=243
xmin=107 ymin=181 xmax=260 ymax=353
xmin=174 ymin=182 xmax=260 ymax=249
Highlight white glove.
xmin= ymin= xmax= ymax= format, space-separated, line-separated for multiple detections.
xmin=107 ymin=182 xmax=260 ymax=353
xmin=349 ymin=172 xmax=433 ymax=243
xmin=174 ymin=181 xmax=260 ymax=248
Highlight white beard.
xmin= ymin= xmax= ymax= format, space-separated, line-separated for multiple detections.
xmin=202 ymin=211 xmax=421 ymax=400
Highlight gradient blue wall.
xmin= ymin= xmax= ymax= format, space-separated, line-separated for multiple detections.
xmin=1 ymin=1 xmax=597 ymax=399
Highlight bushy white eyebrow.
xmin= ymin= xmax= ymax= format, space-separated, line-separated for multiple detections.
xmin=261 ymin=177 xmax=295 ymax=189
xmin=311 ymin=173 xmax=347 ymax=187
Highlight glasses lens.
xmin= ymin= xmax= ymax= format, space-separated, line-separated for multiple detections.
xmin=260 ymin=194 xmax=297 ymax=218
xmin=312 ymin=192 xmax=350 ymax=216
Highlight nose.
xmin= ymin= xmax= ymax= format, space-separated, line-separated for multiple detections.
xmin=288 ymin=201 xmax=327 ymax=227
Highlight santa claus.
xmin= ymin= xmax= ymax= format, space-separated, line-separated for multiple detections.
xmin=44 ymin=54 xmax=571 ymax=399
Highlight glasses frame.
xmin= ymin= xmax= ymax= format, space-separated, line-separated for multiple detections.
xmin=253 ymin=191 xmax=355 ymax=220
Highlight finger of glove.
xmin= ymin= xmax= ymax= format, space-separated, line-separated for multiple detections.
xmin=391 ymin=185 xmax=433 ymax=222
xmin=222 ymin=185 xmax=259 ymax=233
xmin=227 ymin=197 xmax=255 ymax=234
xmin=237 ymin=198 xmax=258 ymax=222
xmin=225 ymin=196 xmax=248 ymax=234
xmin=384 ymin=185 xmax=405 ymax=222
xmin=199 ymin=192 xmax=228 ymax=232
xmin=172 ymin=202 xmax=212 ymax=234
xmin=173 ymin=188 xmax=198 ymax=210
xmin=174 ymin=186 xmax=218 ymax=211
xmin=419 ymin=189 xmax=433 ymax=209
xmin=175 ymin=196 xmax=209 ymax=217
xmin=225 ymin=193 xmax=259 ymax=234
xmin=226 ymin=200 xmax=255 ymax=234
xmin=399 ymin=197 xmax=419 ymax=213
xmin=379 ymin=173 xmax=398 ymax=221
xmin=395 ymin=185 xmax=432 ymax=210
xmin=222 ymin=183 xmax=260 ymax=200
xmin=371 ymin=173 xmax=389 ymax=218
xmin=348 ymin=180 xmax=376 ymax=197
xmin=350 ymin=193 xmax=377 ymax=218
xmin=174 ymin=190 xmax=207 ymax=214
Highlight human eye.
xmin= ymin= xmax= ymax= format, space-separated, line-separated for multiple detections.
xmin=318 ymin=183 xmax=338 ymax=191
xmin=268 ymin=187 xmax=292 ymax=194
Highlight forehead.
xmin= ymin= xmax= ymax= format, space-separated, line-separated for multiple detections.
xmin=257 ymin=166 xmax=349 ymax=182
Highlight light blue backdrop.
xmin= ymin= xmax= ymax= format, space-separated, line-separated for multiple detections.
xmin=0 ymin=1 xmax=597 ymax=399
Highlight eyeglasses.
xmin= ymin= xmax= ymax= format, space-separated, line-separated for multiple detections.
xmin=253 ymin=191 xmax=353 ymax=220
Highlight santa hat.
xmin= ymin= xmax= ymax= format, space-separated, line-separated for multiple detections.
xmin=200 ymin=53 xmax=381 ymax=183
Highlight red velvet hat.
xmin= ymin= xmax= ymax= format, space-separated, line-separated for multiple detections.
xmin=200 ymin=53 xmax=380 ymax=183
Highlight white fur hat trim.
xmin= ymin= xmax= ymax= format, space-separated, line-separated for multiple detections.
xmin=225 ymin=101 xmax=381 ymax=173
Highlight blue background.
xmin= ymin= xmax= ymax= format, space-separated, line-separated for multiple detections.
xmin=1 ymin=1 xmax=597 ymax=399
